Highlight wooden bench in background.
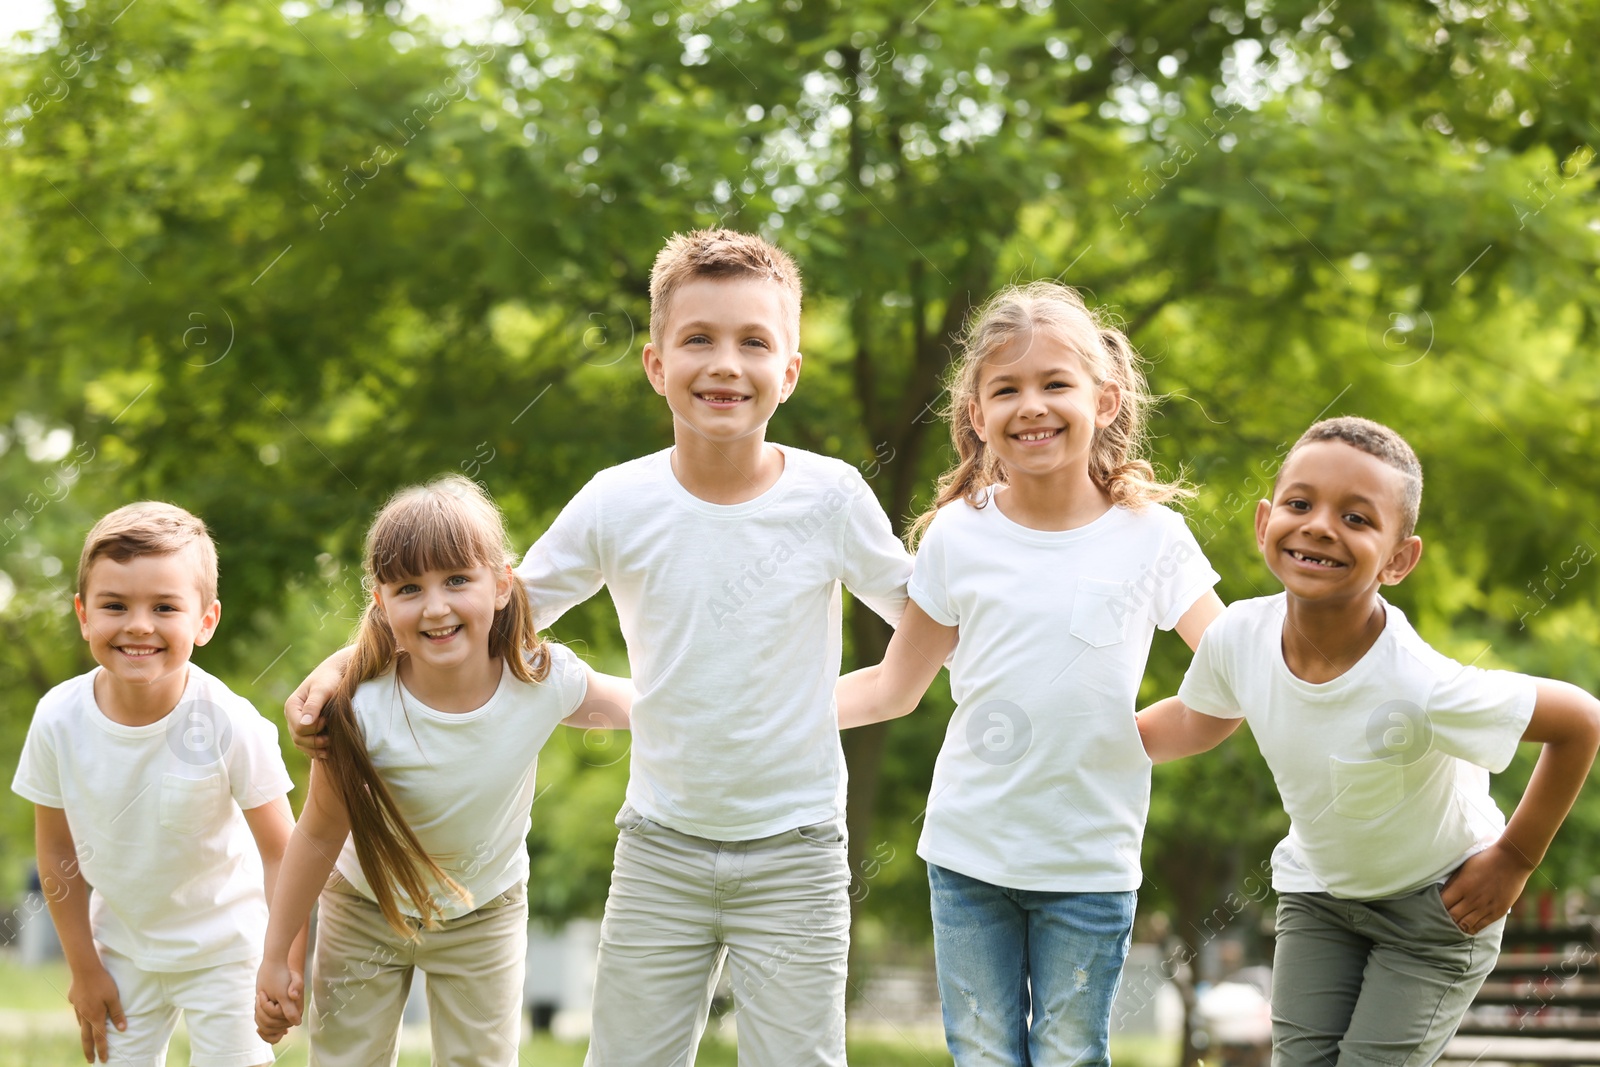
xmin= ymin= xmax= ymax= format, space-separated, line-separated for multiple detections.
xmin=1442 ymin=892 xmax=1600 ymax=1065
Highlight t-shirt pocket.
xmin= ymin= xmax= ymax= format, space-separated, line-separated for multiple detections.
xmin=159 ymin=773 xmax=228 ymax=835
xmin=1328 ymin=755 xmax=1404 ymax=821
xmin=1069 ymin=577 xmax=1133 ymax=648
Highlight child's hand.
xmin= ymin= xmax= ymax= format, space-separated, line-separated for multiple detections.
xmin=286 ymin=656 xmax=348 ymax=759
xmin=67 ymin=962 xmax=126 ymax=1063
xmin=256 ymin=959 xmax=304 ymax=1041
xmin=1441 ymin=841 xmax=1535 ymax=935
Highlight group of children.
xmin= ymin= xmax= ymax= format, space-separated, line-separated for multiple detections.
xmin=13 ymin=227 xmax=1599 ymax=1067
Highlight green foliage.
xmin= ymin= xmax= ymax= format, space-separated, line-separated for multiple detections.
xmin=2 ymin=0 xmax=1598 ymax=958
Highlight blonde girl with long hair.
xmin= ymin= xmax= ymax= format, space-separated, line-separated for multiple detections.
xmin=255 ymin=476 xmax=631 ymax=1066
xmin=837 ymin=282 xmax=1225 ymax=1066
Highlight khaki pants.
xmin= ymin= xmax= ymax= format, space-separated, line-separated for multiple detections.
xmin=585 ymin=805 xmax=852 ymax=1067
xmin=1271 ymin=885 xmax=1504 ymax=1067
xmin=307 ymin=870 xmax=528 ymax=1067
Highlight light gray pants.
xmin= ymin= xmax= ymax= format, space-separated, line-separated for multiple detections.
xmin=1271 ymin=885 xmax=1503 ymax=1067
xmin=584 ymin=805 xmax=851 ymax=1067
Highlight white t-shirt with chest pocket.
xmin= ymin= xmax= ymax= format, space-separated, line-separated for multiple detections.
xmin=11 ymin=665 xmax=293 ymax=972
xmin=910 ymin=490 xmax=1219 ymax=892
xmin=1177 ymin=593 xmax=1537 ymax=899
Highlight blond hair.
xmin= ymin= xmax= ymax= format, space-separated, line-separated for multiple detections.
xmin=910 ymin=281 xmax=1190 ymax=545
xmin=77 ymin=502 xmax=219 ymax=604
xmin=648 ymin=228 xmax=802 ymax=346
xmin=322 ymin=475 xmax=549 ymax=935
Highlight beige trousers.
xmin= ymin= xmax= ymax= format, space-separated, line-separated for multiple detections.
xmin=307 ymin=869 xmax=528 ymax=1067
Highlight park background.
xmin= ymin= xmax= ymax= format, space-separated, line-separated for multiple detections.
xmin=1 ymin=0 xmax=1598 ymax=1063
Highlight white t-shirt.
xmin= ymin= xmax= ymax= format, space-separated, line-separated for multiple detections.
xmin=11 ymin=666 xmax=293 ymax=971
xmin=516 ymin=445 xmax=911 ymax=840
xmin=911 ymin=491 xmax=1219 ymax=892
xmin=1178 ymin=593 xmax=1538 ymax=899
xmin=334 ymin=643 xmax=588 ymax=919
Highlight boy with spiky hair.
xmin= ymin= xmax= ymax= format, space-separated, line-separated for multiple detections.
xmin=13 ymin=502 xmax=301 ymax=1066
xmin=289 ymin=229 xmax=912 ymax=1065
xmin=1138 ymin=416 xmax=1600 ymax=1067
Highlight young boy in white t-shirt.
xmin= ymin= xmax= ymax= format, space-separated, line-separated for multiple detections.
xmin=11 ymin=502 xmax=302 ymax=1067
xmin=286 ymin=229 xmax=911 ymax=1066
xmin=1137 ymin=417 xmax=1600 ymax=1067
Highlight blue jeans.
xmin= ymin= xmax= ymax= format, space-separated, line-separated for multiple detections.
xmin=929 ymin=862 xmax=1136 ymax=1067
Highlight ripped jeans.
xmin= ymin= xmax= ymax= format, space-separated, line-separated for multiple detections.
xmin=928 ymin=863 xmax=1136 ymax=1066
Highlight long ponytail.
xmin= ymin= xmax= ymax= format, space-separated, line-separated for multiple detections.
xmin=324 ymin=474 xmax=549 ymax=936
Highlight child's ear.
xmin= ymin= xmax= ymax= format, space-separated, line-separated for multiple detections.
xmin=779 ymin=350 xmax=802 ymax=403
xmin=495 ymin=563 xmax=515 ymax=609
xmin=193 ymin=599 xmax=223 ymax=647
xmin=640 ymin=341 xmax=667 ymax=397
xmin=1095 ymin=378 xmax=1123 ymax=429
xmin=74 ymin=594 xmax=89 ymax=638
xmin=969 ymin=398 xmax=988 ymax=444
xmin=1379 ymin=535 xmax=1424 ymax=586
xmin=1254 ymin=498 xmax=1272 ymax=553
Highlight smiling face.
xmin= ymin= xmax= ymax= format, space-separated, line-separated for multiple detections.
xmin=1257 ymin=440 xmax=1423 ymax=605
xmin=75 ymin=548 xmax=220 ymax=700
xmin=641 ymin=275 xmax=802 ymax=449
xmin=969 ymin=334 xmax=1121 ymax=482
xmin=375 ymin=563 xmax=513 ymax=684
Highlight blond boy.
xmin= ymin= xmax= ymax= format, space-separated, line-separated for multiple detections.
xmin=12 ymin=503 xmax=302 ymax=1066
xmin=291 ymin=230 xmax=912 ymax=1064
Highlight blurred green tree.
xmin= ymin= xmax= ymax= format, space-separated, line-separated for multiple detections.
xmin=2 ymin=8 xmax=1598 ymax=1063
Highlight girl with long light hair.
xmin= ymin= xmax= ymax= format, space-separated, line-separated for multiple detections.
xmin=255 ymin=475 xmax=630 ymax=1065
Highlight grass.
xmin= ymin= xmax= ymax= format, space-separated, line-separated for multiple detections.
xmin=0 ymin=955 xmax=1176 ymax=1067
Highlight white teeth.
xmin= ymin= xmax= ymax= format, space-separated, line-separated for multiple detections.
xmin=118 ymin=647 xmax=160 ymax=656
xmin=1015 ymin=430 xmax=1059 ymax=441
xmin=1289 ymin=549 xmax=1339 ymax=567
xmin=423 ymin=626 xmax=462 ymax=638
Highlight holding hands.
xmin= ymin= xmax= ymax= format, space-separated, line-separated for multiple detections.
xmin=255 ymin=958 xmax=304 ymax=1043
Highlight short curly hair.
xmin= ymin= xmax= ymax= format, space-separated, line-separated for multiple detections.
xmin=1281 ymin=417 xmax=1423 ymax=538
xmin=648 ymin=228 xmax=802 ymax=348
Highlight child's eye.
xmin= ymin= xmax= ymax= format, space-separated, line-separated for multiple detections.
xmin=154 ymin=604 xmax=177 ymax=612
xmin=1045 ymin=380 xmax=1071 ymax=390
xmin=993 ymin=386 xmax=1017 ymax=397
xmin=1344 ymin=513 xmax=1370 ymax=526
xmin=397 ymin=583 xmax=421 ymax=595
xmin=1285 ymin=499 xmax=1310 ymax=511
xmin=685 ymin=334 xmax=710 ymax=345
xmin=102 ymin=602 xmax=125 ymax=611
xmin=743 ymin=337 xmax=771 ymax=350
xmin=446 ymin=575 xmax=470 ymax=586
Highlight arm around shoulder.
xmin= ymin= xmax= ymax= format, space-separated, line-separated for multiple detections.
xmin=285 ymin=644 xmax=357 ymax=756
xmin=564 ymin=666 xmax=633 ymax=730
xmin=1135 ymin=697 xmax=1242 ymax=764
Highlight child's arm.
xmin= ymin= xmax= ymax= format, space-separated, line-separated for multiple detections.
xmin=1174 ymin=591 xmax=1225 ymax=651
xmin=285 ymin=646 xmax=356 ymax=759
xmin=257 ymin=764 xmax=351 ymax=1037
xmin=837 ymin=603 xmax=958 ymax=729
xmin=563 ymin=667 xmax=633 ymax=730
xmin=1136 ymin=697 xmax=1242 ymax=763
xmin=1442 ymin=678 xmax=1600 ymax=934
xmin=242 ymin=795 xmax=308 ymax=1043
xmin=35 ymin=805 xmax=126 ymax=1063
